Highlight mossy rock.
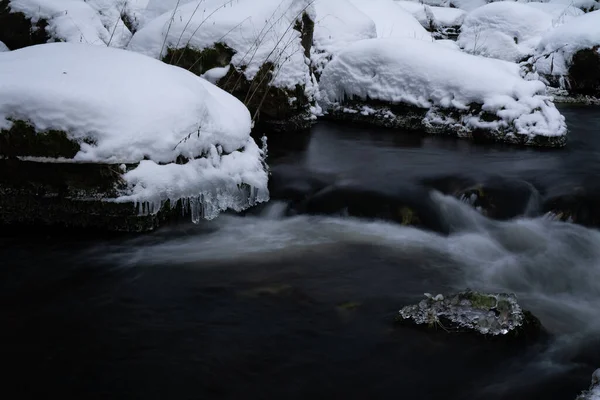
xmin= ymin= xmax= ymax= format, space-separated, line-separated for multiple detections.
xmin=163 ymin=43 xmax=234 ymax=77
xmin=568 ymin=47 xmax=600 ymax=97
xmin=162 ymin=11 xmax=316 ymax=132
xmin=0 ymin=0 xmax=51 ymax=50
xmin=543 ymin=187 xmax=600 ymax=228
xmin=0 ymin=120 xmax=84 ymax=158
xmin=0 ymin=158 xmax=192 ymax=232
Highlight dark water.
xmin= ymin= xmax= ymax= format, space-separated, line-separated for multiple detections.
xmin=1 ymin=106 xmax=600 ymax=399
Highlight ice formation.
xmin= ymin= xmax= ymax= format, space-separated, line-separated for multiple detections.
xmin=398 ymin=290 xmax=531 ymax=336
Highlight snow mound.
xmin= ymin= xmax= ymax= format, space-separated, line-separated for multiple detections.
xmin=525 ymin=2 xmax=584 ymax=24
xmin=395 ymin=1 xmax=465 ymax=38
xmin=458 ymin=2 xmax=554 ymax=62
xmin=535 ymin=10 xmax=600 ymax=77
xmin=396 ymin=1 xmax=465 ymax=28
xmin=128 ymin=0 xmax=314 ymax=91
xmin=319 ymin=37 xmax=567 ymax=144
xmin=0 ymin=41 xmax=8 ymax=52
xmin=348 ymin=0 xmax=432 ymax=40
xmin=547 ymin=0 xmax=599 ymax=12
xmin=6 ymin=0 xmax=132 ymax=48
xmin=0 ymin=43 xmax=268 ymax=217
xmin=312 ymin=0 xmax=377 ymax=74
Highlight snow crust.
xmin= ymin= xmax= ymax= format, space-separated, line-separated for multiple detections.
xmin=458 ymin=2 xmax=553 ymax=62
xmin=128 ymin=0 xmax=314 ymax=91
xmin=7 ymin=0 xmax=132 ymax=47
xmin=0 ymin=41 xmax=8 ymax=52
xmin=0 ymin=43 xmax=268 ymax=214
xmin=348 ymin=0 xmax=432 ymax=40
xmin=535 ymin=10 xmax=600 ymax=77
xmin=319 ymin=37 xmax=566 ymax=139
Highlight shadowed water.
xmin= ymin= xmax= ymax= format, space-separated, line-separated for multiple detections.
xmin=1 ymin=105 xmax=599 ymax=399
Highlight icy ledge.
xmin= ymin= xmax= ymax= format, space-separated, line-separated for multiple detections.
xmin=319 ymin=37 xmax=567 ymax=147
xmin=118 ymin=138 xmax=270 ymax=222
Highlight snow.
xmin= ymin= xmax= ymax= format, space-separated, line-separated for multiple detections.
xmin=0 ymin=43 xmax=268 ymax=215
xmin=525 ymin=2 xmax=584 ymax=24
xmin=447 ymin=0 xmax=489 ymax=12
xmin=312 ymin=0 xmax=377 ymax=74
xmin=128 ymin=0 xmax=315 ymax=91
xmin=458 ymin=2 xmax=554 ymax=62
xmin=535 ymin=10 xmax=600 ymax=77
xmin=547 ymin=0 xmax=599 ymax=12
xmin=0 ymin=41 xmax=8 ymax=52
xmin=348 ymin=0 xmax=432 ymax=40
xmin=319 ymin=37 xmax=566 ymax=139
xmin=7 ymin=0 xmax=132 ymax=47
xmin=396 ymin=1 xmax=465 ymax=29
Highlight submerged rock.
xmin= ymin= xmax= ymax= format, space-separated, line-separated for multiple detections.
xmin=397 ymin=290 xmax=543 ymax=339
xmin=575 ymin=369 xmax=600 ymax=400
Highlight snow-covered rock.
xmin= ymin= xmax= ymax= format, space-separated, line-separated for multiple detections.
xmin=534 ymin=10 xmax=600 ymax=96
xmin=0 ymin=43 xmax=268 ymax=227
xmin=312 ymin=0 xmax=377 ymax=75
xmin=458 ymin=2 xmax=553 ymax=62
xmin=128 ymin=0 xmax=316 ymax=130
xmin=129 ymin=0 xmax=313 ymax=91
xmin=550 ymin=0 xmax=599 ymax=13
xmin=0 ymin=0 xmax=132 ymax=49
xmin=395 ymin=1 xmax=465 ymax=39
xmin=348 ymin=0 xmax=432 ymax=40
xmin=525 ymin=1 xmax=585 ymax=24
xmin=0 ymin=41 xmax=8 ymax=52
xmin=319 ymin=37 xmax=567 ymax=147
xmin=398 ymin=290 xmax=543 ymax=338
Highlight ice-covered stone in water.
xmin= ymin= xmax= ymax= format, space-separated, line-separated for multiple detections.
xmin=575 ymin=368 xmax=600 ymax=400
xmin=398 ymin=290 xmax=538 ymax=337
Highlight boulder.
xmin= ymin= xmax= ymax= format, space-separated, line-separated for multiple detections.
xmin=0 ymin=43 xmax=268 ymax=232
xmin=397 ymin=290 xmax=544 ymax=340
xmin=534 ymin=10 xmax=600 ymax=99
xmin=0 ymin=0 xmax=132 ymax=50
xmin=319 ymin=37 xmax=567 ymax=147
xmin=128 ymin=0 xmax=318 ymax=132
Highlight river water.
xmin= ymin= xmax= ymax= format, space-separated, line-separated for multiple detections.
xmin=1 ymin=106 xmax=599 ymax=399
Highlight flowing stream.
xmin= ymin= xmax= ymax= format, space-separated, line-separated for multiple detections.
xmin=1 ymin=105 xmax=599 ymax=399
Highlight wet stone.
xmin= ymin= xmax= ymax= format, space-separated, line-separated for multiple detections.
xmin=397 ymin=290 xmax=543 ymax=339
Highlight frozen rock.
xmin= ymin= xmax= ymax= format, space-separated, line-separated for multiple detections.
xmin=575 ymin=369 xmax=600 ymax=400
xmin=398 ymin=290 xmax=543 ymax=338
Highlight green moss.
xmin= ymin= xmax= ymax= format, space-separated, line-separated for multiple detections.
xmin=459 ymin=291 xmax=497 ymax=309
xmin=163 ymin=43 xmax=235 ymax=77
xmin=0 ymin=120 xmax=83 ymax=158
xmin=568 ymin=46 xmax=600 ymax=97
xmin=0 ymin=0 xmax=50 ymax=50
